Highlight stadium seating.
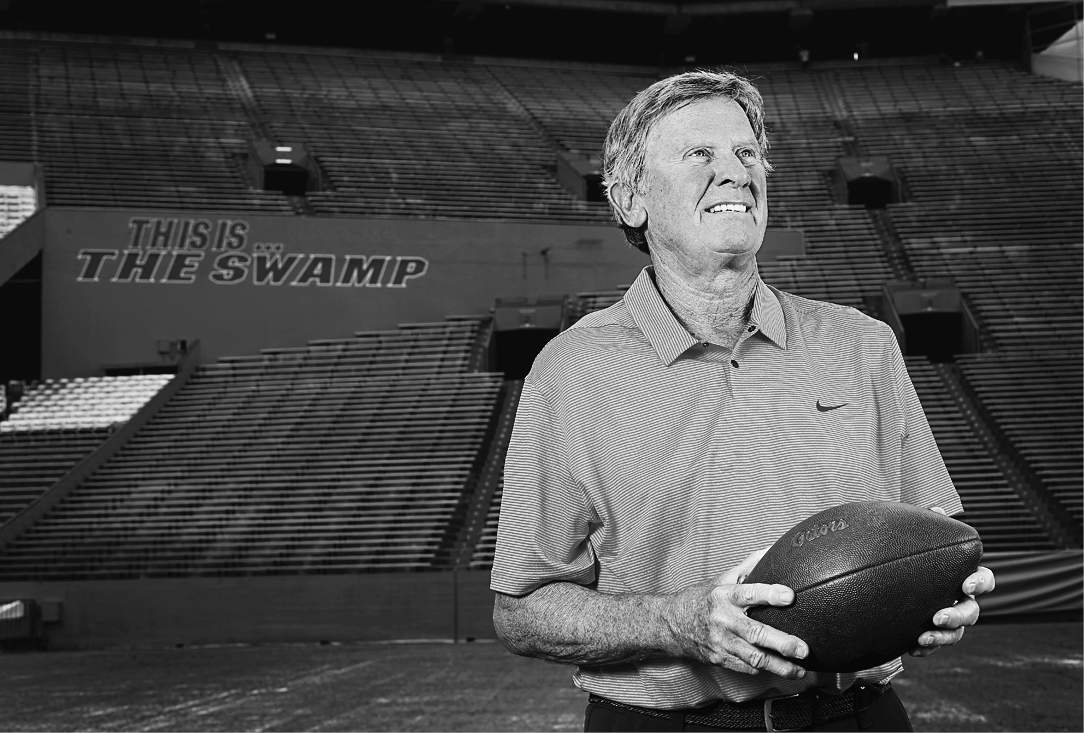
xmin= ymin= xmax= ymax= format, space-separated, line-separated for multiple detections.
xmin=831 ymin=62 xmax=1083 ymax=352
xmin=469 ymin=475 xmax=502 ymax=569
xmin=955 ymin=352 xmax=1083 ymax=528
xmin=0 ymin=319 xmax=505 ymax=579
xmin=4 ymin=38 xmax=1076 ymax=340
xmin=0 ymin=40 xmax=292 ymax=212
xmin=235 ymin=52 xmax=609 ymax=222
xmin=0 ymin=430 xmax=109 ymax=525
xmin=0 ymin=185 xmax=36 ymax=238
xmin=0 ymin=36 xmax=1079 ymax=577
xmin=904 ymin=356 xmax=1056 ymax=550
xmin=1 ymin=375 xmax=172 ymax=433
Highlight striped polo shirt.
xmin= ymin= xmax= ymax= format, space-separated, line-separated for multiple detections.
xmin=491 ymin=265 xmax=963 ymax=708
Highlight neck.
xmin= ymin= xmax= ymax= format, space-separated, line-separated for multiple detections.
xmin=651 ymin=254 xmax=759 ymax=350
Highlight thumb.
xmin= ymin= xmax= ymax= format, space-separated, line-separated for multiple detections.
xmin=719 ymin=547 xmax=771 ymax=585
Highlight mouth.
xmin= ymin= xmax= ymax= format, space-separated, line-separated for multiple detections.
xmin=705 ymin=202 xmax=751 ymax=214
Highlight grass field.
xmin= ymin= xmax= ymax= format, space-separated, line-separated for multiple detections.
xmin=0 ymin=622 xmax=1079 ymax=732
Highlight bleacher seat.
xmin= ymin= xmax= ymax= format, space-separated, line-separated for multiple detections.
xmin=0 ymin=429 xmax=110 ymax=524
xmin=0 ymin=185 xmax=36 ymax=238
xmin=1 ymin=375 xmax=171 ymax=433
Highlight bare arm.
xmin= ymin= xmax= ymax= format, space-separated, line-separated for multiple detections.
xmin=493 ymin=549 xmax=809 ymax=679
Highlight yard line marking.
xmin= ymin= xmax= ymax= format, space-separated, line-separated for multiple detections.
xmin=979 ymin=654 xmax=1083 ymax=668
xmin=303 ymin=669 xmax=422 ymax=733
xmin=914 ymin=702 xmax=989 ymax=724
xmin=135 ymin=663 xmax=376 ymax=733
xmin=132 ymin=690 xmax=248 ymax=731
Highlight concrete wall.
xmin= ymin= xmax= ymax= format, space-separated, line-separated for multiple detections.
xmin=0 ymin=570 xmax=496 ymax=650
xmin=42 ymin=209 xmax=648 ymax=377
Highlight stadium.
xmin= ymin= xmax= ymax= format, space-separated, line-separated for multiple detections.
xmin=0 ymin=0 xmax=1080 ymax=730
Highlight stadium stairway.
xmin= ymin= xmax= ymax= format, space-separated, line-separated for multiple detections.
xmin=905 ymin=357 xmax=1060 ymax=550
xmin=952 ymin=353 xmax=1083 ymax=546
xmin=458 ymin=380 xmax=521 ymax=569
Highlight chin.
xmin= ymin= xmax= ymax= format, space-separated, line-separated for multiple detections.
xmin=706 ymin=239 xmax=760 ymax=257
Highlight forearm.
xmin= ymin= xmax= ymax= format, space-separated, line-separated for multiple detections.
xmin=493 ymin=580 xmax=710 ymax=666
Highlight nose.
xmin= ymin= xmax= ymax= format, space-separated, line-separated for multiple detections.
xmin=712 ymin=150 xmax=751 ymax=187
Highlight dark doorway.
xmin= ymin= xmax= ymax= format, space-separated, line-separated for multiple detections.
xmin=263 ymin=165 xmax=309 ymax=196
xmin=0 ymin=253 xmax=42 ymax=382
xmin=494 ymin=329 xmax=558 ymax=379
xmin=900 ymin=312 xmax=964 ymax=362
xmin=847 ymin=174 xmax=894 ymax=208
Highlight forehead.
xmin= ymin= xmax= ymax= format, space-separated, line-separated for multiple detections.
xmin=645 ymin=97 xmax=755 ymax=152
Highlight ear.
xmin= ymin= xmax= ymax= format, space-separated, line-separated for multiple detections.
xmin=608 ymin=182 xmax=647 ymax=229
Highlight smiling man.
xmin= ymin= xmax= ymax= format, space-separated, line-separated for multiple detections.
xmin=490 ymin=71 xmax=994 ymax=732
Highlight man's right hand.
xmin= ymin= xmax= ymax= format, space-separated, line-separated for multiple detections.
xmin=669 ymin=548 xmax=809 ymax=679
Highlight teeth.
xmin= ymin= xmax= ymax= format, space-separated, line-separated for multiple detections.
xmin=709 ymin=203 xmax=749 ymax=213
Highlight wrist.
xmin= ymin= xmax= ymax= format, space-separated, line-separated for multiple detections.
xmin=661 ymin=581 xmax=714 ymax=663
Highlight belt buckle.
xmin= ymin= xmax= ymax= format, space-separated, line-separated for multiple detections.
xmin=763 ymin=693 xmax=802 ymax=732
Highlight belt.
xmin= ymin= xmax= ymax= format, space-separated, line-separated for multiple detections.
xmin=589 ymin=682 xmax=891 ymax=731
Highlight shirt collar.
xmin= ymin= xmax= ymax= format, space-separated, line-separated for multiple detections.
xmin=749 ymin=278 xmax=788 ymax=351
xmin=623 ymin=266 xmax=788 ymax=366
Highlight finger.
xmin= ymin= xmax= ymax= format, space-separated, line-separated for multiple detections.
xmin=908 ymin=645 xmax=938 ymax=658
xmin=735 ymin=614 xmax=809 ymax=663
xmin=962 ymin=566 xmax=996 ymax=596
xmin=718 ymin=547 xmax=772 ymax=585
xmin=727 ymin=635 xmax=807 ymax=679
xmin=916 ymin=627 xmax=966 ymax=649
xmin=728 ymin=582 xmax=795 ymax=609
xmin=933 ymin=598 xmax=980 ymax=629
xmin=930 ymin=506 xmax=947 ymax=515
xmin=735 ymin=547 xmax=771 ymax=583
xmin=715 ymin=652 xmax=760 ymax=676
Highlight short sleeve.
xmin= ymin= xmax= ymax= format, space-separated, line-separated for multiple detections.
xmin=490 ymin=380 xmax=598 ymax=596
xmin=886 ymin=331 xmax=965 ymax=516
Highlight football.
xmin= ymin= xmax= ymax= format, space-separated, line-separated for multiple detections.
xmin=743 ymin=501 xmax=982 ymax=673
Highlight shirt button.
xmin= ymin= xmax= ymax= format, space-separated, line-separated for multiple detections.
xmin=747 ymin=325 xmax=756 ymax=332
xmin=731 ymin=360 xmax=739 ymax=368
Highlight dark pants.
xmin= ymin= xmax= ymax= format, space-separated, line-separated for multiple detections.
xmin=584 ymin=688 xmax=913 ymax=732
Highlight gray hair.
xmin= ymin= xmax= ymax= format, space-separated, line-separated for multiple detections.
xmin=601 ymin=70 xmax=772 ymax=253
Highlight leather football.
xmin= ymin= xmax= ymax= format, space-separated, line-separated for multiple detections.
xmin=743 ymin=501 xmax=982 ymax=673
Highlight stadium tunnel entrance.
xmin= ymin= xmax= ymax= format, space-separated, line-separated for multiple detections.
xmin=883 ymin=280 xmax=982 ymax=362
xmin=490 ymin=296 xmax=563 ymax=379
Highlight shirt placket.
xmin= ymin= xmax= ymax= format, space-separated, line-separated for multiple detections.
xmin=727 ymin=322 xmax=761 ymax=398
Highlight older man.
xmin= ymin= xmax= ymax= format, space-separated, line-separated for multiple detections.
xmin=491 ymin=70 xmax=994 ymax=732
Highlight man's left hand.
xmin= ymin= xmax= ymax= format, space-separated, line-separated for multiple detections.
xmin=908 ymin=507 xmax=996 ymax=658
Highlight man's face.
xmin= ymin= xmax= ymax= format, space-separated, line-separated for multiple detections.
xmin=633 ymin=98 xmax=768 ymax=270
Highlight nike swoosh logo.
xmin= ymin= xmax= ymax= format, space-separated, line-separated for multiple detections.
xmin=817 ymin=401 xmax=848 ymax=412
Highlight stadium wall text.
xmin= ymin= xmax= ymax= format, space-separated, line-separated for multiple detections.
xmin=75 ymin=217 xmax=430 ymax=289
xmin=43 ymin=209 xmax=648 ymax=376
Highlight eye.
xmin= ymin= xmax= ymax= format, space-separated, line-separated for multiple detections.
xmin=686 ymin=147 xmax=712 ymax=161
xmin=737 ymin=148 xmax=759 ymax=163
